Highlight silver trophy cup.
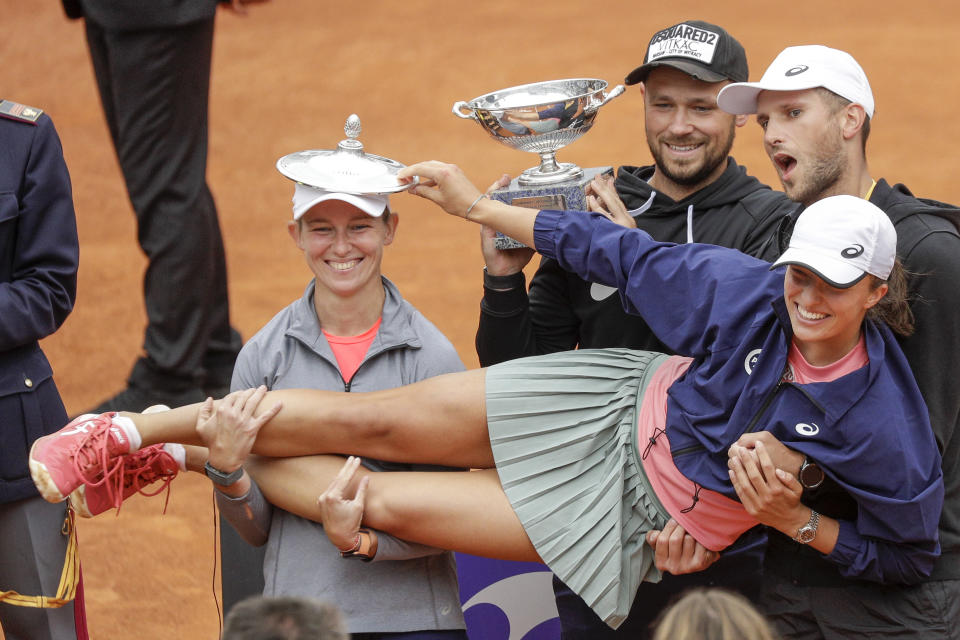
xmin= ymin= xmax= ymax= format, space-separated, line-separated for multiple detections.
xmin=453 ymin=78 xmax=624 ymax=247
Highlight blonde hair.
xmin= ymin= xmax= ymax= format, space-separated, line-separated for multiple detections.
xmin=651 ymin=588 xmax=780 ymax=640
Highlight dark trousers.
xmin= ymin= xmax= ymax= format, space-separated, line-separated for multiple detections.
xmin=0 ymin=498 xmax=77 ymax=640
xmin=760 ymin=537 xmax=960 ymax=639
xmin=554 ymin=549 xmax=762 ymax=638
xmin=760 ymin=570 xmax=960 ymax=639
xmin=84 ymin=17 xmax=240 ymax=394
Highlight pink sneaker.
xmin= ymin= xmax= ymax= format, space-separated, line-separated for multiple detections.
xmin=29 ymin=413 xmax=136 ymax=503
xmin=70 ymin=444 xmax=180 ymax=517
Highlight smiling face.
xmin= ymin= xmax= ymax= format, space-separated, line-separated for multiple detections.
xmin=288 ymin=199 xmax=396 ymax=300
xmin=642 ymin=67 xmax=745 ymax=200
xmin=783 ymin=265 xmax=887 ymax=365
xmin=755 ymin=89 xmax=850 ymax=206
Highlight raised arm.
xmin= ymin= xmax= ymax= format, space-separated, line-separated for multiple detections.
xmin=402 ymin=161 xmax=780 ymax=357
xmin=401 ymin=161 xmax=539 ymax=246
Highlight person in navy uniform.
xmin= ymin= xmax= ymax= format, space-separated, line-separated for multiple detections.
xmin=0 ymin=101 xmax=86 ymax=639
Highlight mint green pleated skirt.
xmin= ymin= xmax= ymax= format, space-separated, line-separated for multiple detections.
xmin=485 ymin=348 xmax=672 ymax=630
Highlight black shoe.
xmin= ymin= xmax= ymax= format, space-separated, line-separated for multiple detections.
xmin=81 ymin=384 xmax=208 ymax=416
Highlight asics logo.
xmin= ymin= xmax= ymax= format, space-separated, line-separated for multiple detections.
xmin=841 ymin=244 xmax=864 ymax=259
xmin=744 ymin=348 xmax=762 ymax=375
xmin=785 ymin=65 xmax=809 ymax=76
xmin=795 ymin=422 xmax=820 ymax=436
xmin=60 ymin=422 xmax=93 ymax=436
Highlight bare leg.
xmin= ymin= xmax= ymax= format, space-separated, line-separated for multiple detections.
xmin=248 ymin=454 xmax=539 ymax=562
xmin=125 ymin=369 xmax=494 ymax=469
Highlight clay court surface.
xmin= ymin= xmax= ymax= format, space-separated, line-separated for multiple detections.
xmin=4 ymin=1 xmax=960 ymax=637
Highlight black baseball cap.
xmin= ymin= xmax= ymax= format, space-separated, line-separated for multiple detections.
xmin=625 ymin=20 xmax=748 ymax=85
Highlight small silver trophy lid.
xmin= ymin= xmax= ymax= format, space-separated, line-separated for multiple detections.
xmin=337 ymin=114 xmax=364 ymax=155
xmin=276 ymin=114 xmax=415 ymax=195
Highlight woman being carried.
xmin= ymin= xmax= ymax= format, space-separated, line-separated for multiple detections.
xmin=29 ymin=164 xmax=943 ymax=629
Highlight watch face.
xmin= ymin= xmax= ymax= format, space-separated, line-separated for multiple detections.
xmin=797 ymin=526 xmax=817 ymax=544
xmin=800 ymin=462 xmax=825 ymax=488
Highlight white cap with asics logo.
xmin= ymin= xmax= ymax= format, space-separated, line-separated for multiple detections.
xmin=716 ymin=45 xmax=875 ymax=117
xmin=771 ymin=195 xmax=896 ymax=288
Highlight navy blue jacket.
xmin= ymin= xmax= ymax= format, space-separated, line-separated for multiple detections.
xmin=0 ymin=110 xmax=78 ymax=502
xmin=533 ymin=208 xmax=943 ymax=585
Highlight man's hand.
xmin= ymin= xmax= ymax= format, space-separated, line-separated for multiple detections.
xmin=195 ymin=385 xmax=281 ymax=472
xmin=645 ymin=519 xmax=719 ymax=575
xmin=585 ymin=173 xmax=635 ymax=228
xmin=728 ymin=431 xmax=804 ymax=478
xmin=479 ymin=173 xmax=535 ymax=276
xmin=317 ymin=456 xmax=369 ymax=551
xmin=481 ymin=225 xmax=535 ymax=277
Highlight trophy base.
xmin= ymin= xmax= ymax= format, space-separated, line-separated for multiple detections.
xmin=488 ymin=166 xmax=613 ymax=249
xmin=518 ymin=162 xmax=583 ymax=186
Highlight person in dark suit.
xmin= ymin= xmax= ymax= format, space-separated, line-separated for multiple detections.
xmin=60 ymin=0 xmax=267 ymax=617
xmin=60 ymin=0 xmax=248 ymax=413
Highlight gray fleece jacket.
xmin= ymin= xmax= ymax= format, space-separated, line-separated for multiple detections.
xmin=218 ymin=277 xmax=466 ymax=633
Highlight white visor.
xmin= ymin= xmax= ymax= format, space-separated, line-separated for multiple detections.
xmin=292 ymin=183 xmax=388 ymax=220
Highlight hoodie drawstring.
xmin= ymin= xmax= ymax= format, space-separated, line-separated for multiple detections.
xmin=627 ymin=189 xmax=693 ymax=243
xmin=628 ymin=191 xmax=657 ymax=217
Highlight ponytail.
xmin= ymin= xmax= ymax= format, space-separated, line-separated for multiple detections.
xmin=868 ymin=260 xmax=914 ymax=337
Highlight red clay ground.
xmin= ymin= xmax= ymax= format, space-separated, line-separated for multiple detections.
xmin=5 ymin=1 xmax=960 ymax=637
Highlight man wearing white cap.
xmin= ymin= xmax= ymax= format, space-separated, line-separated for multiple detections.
xmin=210 ymin=184 xmax=468 ymax=638
xmin=718 ymin=45 xmax=960 ymax=638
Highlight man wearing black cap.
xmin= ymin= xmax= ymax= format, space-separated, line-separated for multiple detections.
xmin=475 ymin=20 xmax=796 ymax=638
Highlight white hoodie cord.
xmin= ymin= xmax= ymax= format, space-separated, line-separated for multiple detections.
xmin=628 ymin=191 xmax=657 ymax=217
xmin=628 ymin=191 xmax=693 ymax=242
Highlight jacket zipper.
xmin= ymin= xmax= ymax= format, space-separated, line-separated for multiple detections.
xmin=671 ymin=379 xmax=787 ymax=458
xmin=339 ymin=342 xmax=407 ymax=393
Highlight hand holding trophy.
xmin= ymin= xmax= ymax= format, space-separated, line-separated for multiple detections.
xmin=453 ymin=78 xmax=624 ymax=248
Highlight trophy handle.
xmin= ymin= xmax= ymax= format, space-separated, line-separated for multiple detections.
xmin=452 ymin=101 xmax=478 ymax=120
xmin=585 ymin=84 xmax=626 ymax=113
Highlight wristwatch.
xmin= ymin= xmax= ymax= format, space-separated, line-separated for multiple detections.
xmin=339 ymin=528 xmax=375 ymax=562
xmin=793 ymin=509 xmax=821 ymax=544
xmin=204 ymin=461 xmax=244 ymax=487
xmin=799 ymin=456 xmax=825 ymax=489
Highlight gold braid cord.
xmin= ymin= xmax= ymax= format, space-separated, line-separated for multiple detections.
xmin=0 ymin=508 xmax=80 ymax=609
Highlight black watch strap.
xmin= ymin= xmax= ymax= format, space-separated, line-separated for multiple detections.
xmin=204 ymin=461 xmax=244 ymax=487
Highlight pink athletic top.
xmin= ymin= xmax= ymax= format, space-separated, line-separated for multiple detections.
xmin=638 ymin=335 xmax=869 ymax=551
xmin=322 ymin=318 xmax=382 ymax=383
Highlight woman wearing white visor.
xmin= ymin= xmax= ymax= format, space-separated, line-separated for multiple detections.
xmin=41 ymin=123 xmax=471 ymax=639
